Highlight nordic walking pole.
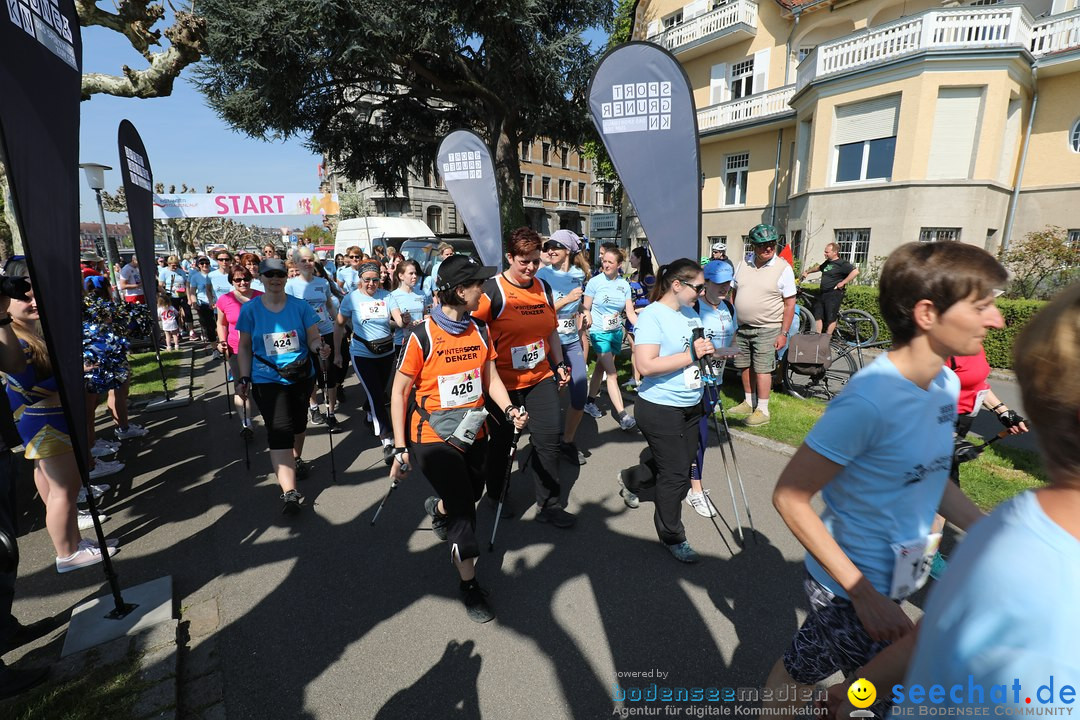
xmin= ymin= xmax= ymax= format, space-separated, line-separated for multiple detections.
xmin=320 ymin=355 xmax=337 ymax=484
xmin=223 ymin=345 xmax=233 ymax=417
xmin=370 ymin=473 xmax=402 ymax=526
xmin=240 ymin=395 xmax=251 ymax=470
xmin=489 ymin=417 xmax=523 ymax=552
xmin=713 ymin=379 xmax=757 ymax=543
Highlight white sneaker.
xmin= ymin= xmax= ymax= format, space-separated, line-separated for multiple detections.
xmin=91 ymin=439 xmax=119 ymax=458
xmin=55 ymin=543 xmax=117 ymax=573
xmin=583 ymin=401 xmax=603 ymax=419
xmin=115 ymin=423 xmax=148 ymax=439
xmin=76 ymin=483 xmax=110 ymax=503
xmin=211 ymin=349 xmax=222 ymax=360
xmin=618 ymin=413 xmax=637 ymax=431
xmin=78 ymin=536 xmax=119 ymax=550
xmin=686 ymin=489 xmax=718 ymax=518
xmin=89 ymin=459 xmax=124 ymax=481
xmin=77 ymin=509 xmax=109 ymax=530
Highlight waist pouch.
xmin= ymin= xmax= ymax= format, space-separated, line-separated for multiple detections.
xmin=255 ymin=352 xmax=313 ymax=382
xmin=353 ymin=332 xmax=394 ymax=356
xmin=414 ymin=396 xmax=488 ymax=452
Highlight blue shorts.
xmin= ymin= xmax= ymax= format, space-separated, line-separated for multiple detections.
xmin=590 ymin=330 xmax=624 ymax=355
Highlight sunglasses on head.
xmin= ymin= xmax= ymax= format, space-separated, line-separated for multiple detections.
xmin=262 ymin=271 xmax=287 ymax=279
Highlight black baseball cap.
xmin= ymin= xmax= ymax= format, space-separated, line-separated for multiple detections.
xmin=259 ymin=258 xmax=287 ymax=275
xmin=436 ymin=255 xmax=495 ymax=292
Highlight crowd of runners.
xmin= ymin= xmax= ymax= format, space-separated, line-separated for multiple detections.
xmin=0 ymin=224 xmax=1075 ymax=712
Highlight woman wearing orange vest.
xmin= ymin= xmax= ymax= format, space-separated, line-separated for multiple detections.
xmin=389 ymin=255 xmax=527 ymax=623
xmin=473 ymin=228 xmax=573 ymax=527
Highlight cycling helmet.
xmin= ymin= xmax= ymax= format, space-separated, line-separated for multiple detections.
xmin=747 ymin=224 xmax=779 ymax=245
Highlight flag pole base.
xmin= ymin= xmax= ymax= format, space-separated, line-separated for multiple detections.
xmin=61 ymin=575 xmax=173 ymax=657
xmin=143 ymin=396 xmax=190 ymax=412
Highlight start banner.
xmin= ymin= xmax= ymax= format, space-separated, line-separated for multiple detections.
xmin=153 ymin=192 xmax=340 ymax=219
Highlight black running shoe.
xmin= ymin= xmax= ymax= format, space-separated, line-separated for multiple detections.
xmin=425 ymin=496 xmax=449 ymax=541
xmin=460 ymin=579 xmax=495 ymax=624
xmin=280 ymin=489 xmax=304 ymax=515
xmin=325 ymin=414 xmax=340 ymax=433
xmin=308 ymin=407 xmax=326 ymax=425
xmin=294 ymin=457 xmax=309 ymax=481
xmin=559 ymin=441 xmax=586 ymax=466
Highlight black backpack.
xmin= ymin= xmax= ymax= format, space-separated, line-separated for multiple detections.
xmin=786 ymin=332 xmax=833 ymax=377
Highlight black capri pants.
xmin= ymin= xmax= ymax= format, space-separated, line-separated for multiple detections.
xmin=316 ymin=332 xmax=345 ymax=389
xmin=194 ymin=303 xmax=218 ymax=343
xmin=484 ymin=375 xmax=563 ymax=509
xmin=351 ymin=353 xmax=395 ymax=436
xmin=622 ymin=396 xmax=703 ymax=546
xmin=409 ymin=436 xmax=488 ymax=561
xmin=252 ymin=375 xmax=317 ymax=450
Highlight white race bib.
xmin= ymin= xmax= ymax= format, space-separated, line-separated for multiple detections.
xmin=599 ymin=312 xmax=621 ymax=332
xmin=888 ymin=533 xmax=942 ymax=600
xmin=683 ymin=364 xmax=702 ymax=390
xmin=512 ymin=340 xmax=545 ymax=370
xmin=968 ymin=389 xmax=989 ymax=417
xmin=438 ymin=370 xmax=483 ymax=408
xmin=263 ymin=330 xmax=300 ymax=357
xmin=311 ymin=301 xmax=329 ymax=322
xmin=360 ymin=300 xmax=388 ymax=321
xmin=558 ymin=316 xmax=577 ymax=335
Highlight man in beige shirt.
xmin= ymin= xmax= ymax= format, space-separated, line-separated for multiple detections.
xmin=730 ymin=224 xmax=796 ymax=426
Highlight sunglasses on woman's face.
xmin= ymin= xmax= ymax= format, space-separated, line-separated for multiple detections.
xmin=262 ymin=271 xmax=287 ymax=279
xmin=542 ymin=242 xmax=563 ymax=252
xmin=348 ymin=254 xmax=362 ymax=260
xmin=231 ymin=277 xmax=251 ymax=284
xmin=198 ymin=260 xmax=210 ymax=266
xmin=216 ymin=257 xmax=231 ymax=262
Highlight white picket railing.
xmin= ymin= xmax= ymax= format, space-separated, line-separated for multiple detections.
xmin=697 ymin=85 xmax=796 ymax=132
xmin=798 ymin=6 xmax=1080 ymax=91
xmin=648 ymin=0 xmax=758 ymax=53
xmin=1030 ymin=7 xmax=1080 ymax=55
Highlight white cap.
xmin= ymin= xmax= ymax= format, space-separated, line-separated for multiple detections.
xmin=711 ymin=241 xmax=727 ymax=252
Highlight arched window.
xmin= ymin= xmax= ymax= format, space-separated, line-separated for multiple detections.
xmin=1071 ymin=118 xmax=1080 ymax=153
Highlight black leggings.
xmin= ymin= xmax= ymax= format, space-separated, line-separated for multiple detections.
xmin=352 ymin=353 xmax=395 ymax=436
xmin=316 ymin=333 xmax=345 ymax=389
xmin=410 ymin=437 xmax=488 ymax=561
xmin=622 ymin=396 xmax=703 ymax=545
xmin=252 ymin=377 xmax=316 ymax=450
xmin=195 ymin=303 xmax=218 ymax=343
xmin=169 ymin=295 xmax=193 ymax=328
xmin=484 ymin=376 xmax=563 ymax=509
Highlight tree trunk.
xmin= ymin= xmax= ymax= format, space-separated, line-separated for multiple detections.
xmin=490 ymin=119 xmax=525 ymax=247
xmin=0 ymin=160 xmax=23 ymax=258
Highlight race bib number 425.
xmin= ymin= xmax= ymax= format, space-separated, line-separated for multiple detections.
xmin=263 ymin=330 xmax=299 ymax=357
xmin=512 ymin=340 xmax=545 ymax=370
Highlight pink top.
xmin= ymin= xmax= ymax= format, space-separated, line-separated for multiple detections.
xmin=216 ymin=290 xmax=263 ymax=354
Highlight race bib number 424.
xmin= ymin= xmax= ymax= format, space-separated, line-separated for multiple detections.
xmin=263 ymin=330 xmax=299 ymax=357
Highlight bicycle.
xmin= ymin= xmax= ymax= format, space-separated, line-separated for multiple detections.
xmin=782 ymin=335 xmax=891 ymax=400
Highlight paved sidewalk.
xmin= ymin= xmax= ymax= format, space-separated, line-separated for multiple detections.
xmin=5 ymin=348 xmax=988 ymax=718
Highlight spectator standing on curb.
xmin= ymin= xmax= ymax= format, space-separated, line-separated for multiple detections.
xmin=729 ymin=224 xmax=796 ymax=427
xmin=759 ymin=242 xmax=1008 ymax=718
xmin=799 ymin=243 xmax=859 ymax=336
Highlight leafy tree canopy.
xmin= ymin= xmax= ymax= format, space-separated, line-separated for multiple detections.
xmin=195 ymin=0 xmax=614 ymax=232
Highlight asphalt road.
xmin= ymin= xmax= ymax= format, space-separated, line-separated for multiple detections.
xmin=9 ymin=352 xmax=1034 ymax=719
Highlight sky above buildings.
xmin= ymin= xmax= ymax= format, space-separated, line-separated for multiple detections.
xmin=79 ymin=21 xmax=608 ymax=230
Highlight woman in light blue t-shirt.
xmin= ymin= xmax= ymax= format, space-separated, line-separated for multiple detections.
xmin=582 ymin=246 xmax=638 ymax=431
xmin=615 ymin=258 xmax=715 ymax=565
xmin=389 ymin=259 xmax=429 ymax=353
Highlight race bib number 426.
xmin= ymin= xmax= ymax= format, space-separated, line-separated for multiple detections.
xmin=263 ymin=330 xmax=299 ymax=357
xmin=438 ymin=369 xmax=482 ymax=408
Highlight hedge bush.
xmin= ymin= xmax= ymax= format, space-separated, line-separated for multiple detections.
xmin=802 ymin=284 xmax=1046 ymax=368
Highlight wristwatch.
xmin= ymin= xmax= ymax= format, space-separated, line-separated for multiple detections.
xmin=504 ymin=405 xmax=518 ymax=421
xmin=238 ymin=376 xmax=252 ymax=386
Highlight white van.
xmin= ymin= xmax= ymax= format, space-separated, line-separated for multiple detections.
xmin=333 ymin=217 xmax=437 ymax=257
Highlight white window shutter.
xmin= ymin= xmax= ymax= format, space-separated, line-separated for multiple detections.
xmin=753 ymin=48 xmax=770 ymax=94
xmin=647 ymin=19 xmax=660 ymax=37
xmin=927 ymin=87 xmax=984 ymax=180
xmin=710 ymin=63 xmax=728 ymax=105
xmin=684 ymin=0 xmax=708 ymax=18
xmin=833 ymin=95 xmax=901 ymax=145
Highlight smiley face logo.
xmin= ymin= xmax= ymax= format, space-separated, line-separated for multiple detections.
xmin=847 ymin=678 xmax=877 ymax=709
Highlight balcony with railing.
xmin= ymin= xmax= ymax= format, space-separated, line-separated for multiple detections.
xmin=647 ymin=0 xmax=758 ymax=60
xmin=555 ymin=199 xmax=580 ymax=213
xmin=796 ymin=5 xmax=1080 ymax=92
xmin=697 ymin=84 xmax=796 ymax=134
xmin=523 ymin=196 xmax=545 ymax=209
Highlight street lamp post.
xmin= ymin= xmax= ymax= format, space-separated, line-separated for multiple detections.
xmin=79 ymin=163 xmax=121 ymax=300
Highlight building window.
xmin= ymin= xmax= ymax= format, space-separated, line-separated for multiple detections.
xmin=578 ymin=182 xmax=587 ymax=204
xmin=919 ymin=227 xmax=961 ymax=243
xmin=542 ymin=143 xmax=551 ymax=165
xmin=708 ymin=235 xmax=727 ymax=246
xmin=1068 ymin=229 xmax=1080 ymax=248
xmin=724 ymin=152 xmax=749 ymax=206
xmin=427 ymin=207 xmax=443 ymax=234
xmin=835 ymin=137 xmax=895 ymax=183
xmin=969 ymin=0 xmax=1002 ymax=5
xmin=663 ymin=10 xmax=683 ymax=29
xmin=835 ymin=229 xmax=871 ymax=264
xmin=521 ymin=141 xmax=532 ymax=162
xmin=730 ymin=58 xmax=754 ymax=100
xmin=542 ymin=177 xmax=551 ymax=200
xmin=578 ymin=154 xmax=586 ymax=172
xmin=521 ymin=173 xmax=534 ymax=197
xmin=561 ymin=147 xmax=569 ymax=169
xmin=797 ymin=47 xmax=815 ymax=63
xmin=1071 ymin=119 xmax=1080 ymax=153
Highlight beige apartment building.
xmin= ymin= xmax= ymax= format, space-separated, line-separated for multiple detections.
xmin=632 ymin=0 xmax=1080 ymax=267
